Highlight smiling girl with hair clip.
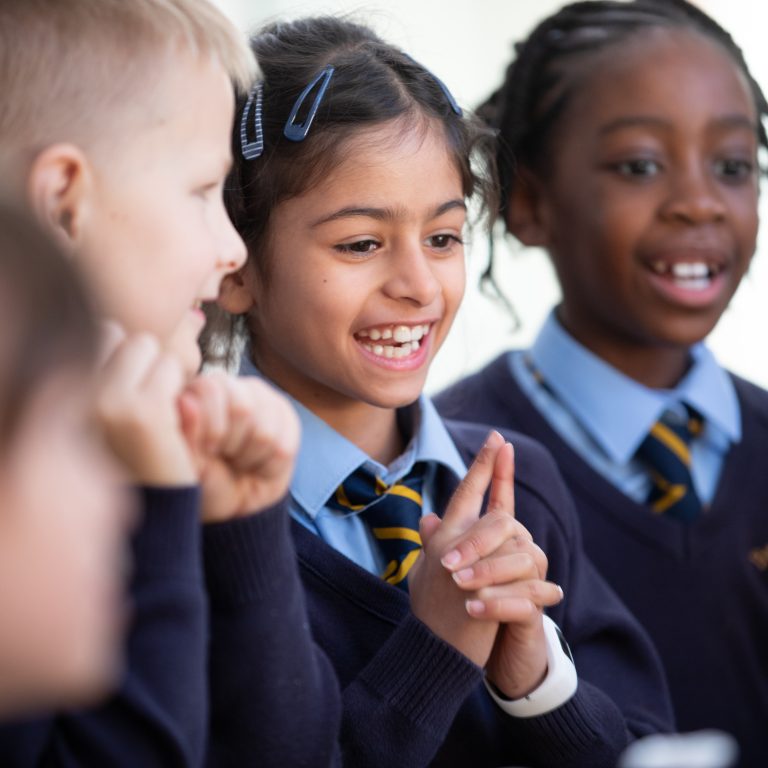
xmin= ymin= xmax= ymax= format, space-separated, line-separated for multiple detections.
xmin=435 ymin=1 xmax=768 ymax=764
xmin=203 ymin=14 xmax=676 ymax=768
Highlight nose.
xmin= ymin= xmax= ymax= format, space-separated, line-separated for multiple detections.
xmin=382 ymin=240 xmax=441 ymax=306
xmin=216 ymin=214 xmax=247 ymax=274
xmin=202 ymin=208 xmax=248 ymax=302
xmin=659 ymin=163 xmax=727 ymax=225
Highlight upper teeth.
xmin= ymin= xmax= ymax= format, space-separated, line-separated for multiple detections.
xmin=358 ymin=324 xmax=430 ymax=343
xmin=651 ymin=261 xmax=713 ymax=278
xmin=672 ymin=263 xmax=709 ymax=278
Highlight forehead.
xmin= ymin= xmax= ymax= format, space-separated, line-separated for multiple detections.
xmin=299 ymin=118 xmax=463 ymax=206
xmin=561 ymin=26 xmax=757 ymax=132
xmin=90 ymin=49 xmax=234 ymax=169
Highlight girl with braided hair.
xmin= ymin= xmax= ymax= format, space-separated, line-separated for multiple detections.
xmin=436 ymin=2 xmax=768 ymax=763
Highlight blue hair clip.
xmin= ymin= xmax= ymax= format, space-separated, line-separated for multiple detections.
xmin=240 ymin=82 xmax=264 ymax=160
xmin=404 ymin=55 xmax=462 ymax=117
xmin=429 ymin=70 xmax=462 ymax=116
xmin=283 ymin=65 xmax=335 ymax=142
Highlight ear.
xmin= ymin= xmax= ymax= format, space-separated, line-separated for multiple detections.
xmin=505 ymin=168 xmax=551 ymax=248
xmin=26 ymin=143 xmax=92 ymax=251
xmin=218 ymin=262 xmax=257 ymax=314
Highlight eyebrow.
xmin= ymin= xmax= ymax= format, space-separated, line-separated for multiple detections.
xmin=599 ymin=114 xmax=758 ymax=135
xmin=310 ymin=198 xmax=467 ymax=228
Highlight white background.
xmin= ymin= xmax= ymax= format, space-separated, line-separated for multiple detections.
xmin=212 ymin=0 xmax=768 ymax=393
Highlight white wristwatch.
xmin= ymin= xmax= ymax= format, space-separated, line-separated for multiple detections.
xmin=483 ymin=615 xmax=578 ymax=718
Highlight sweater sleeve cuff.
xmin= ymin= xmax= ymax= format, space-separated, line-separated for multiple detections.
xmin=132 ymin=485 xmax=202 ymax=579
xmin=504 ymin=682 xmax=626 ymax=765
xmin=359 ymin=613 xmax=483 ymax=734
xmin=203 ymin=496 xmax=295 ymax=605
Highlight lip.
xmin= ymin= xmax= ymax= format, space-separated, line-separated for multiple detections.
xmin=190 ymin=306 xmax=206 ymax=324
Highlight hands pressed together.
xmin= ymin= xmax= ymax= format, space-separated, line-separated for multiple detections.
xmin=93 ymin=325 xmax=299 ymax=524
xmin=409 ymin=430 xmax=564 ymax=700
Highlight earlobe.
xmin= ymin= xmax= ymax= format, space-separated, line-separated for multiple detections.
xmin=27 ymin=143 xmax=91 ymax=250
xmin=218 ymin=266 xmax=257 ymax=314
xmin=505 ymin=169 xmax=550 ymax=248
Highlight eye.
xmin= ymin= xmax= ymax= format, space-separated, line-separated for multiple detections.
xmin=334 ymin=239 xmax=380 ymax=256
xmin=713 ymin=157 xmax=755 ymax=183
xmin=427 ymin=233 xmax=464 ymax=252
xmin=613 ymin=158 xmax=662 ymax=178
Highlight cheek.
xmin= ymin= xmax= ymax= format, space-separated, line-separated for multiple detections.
xmin=267 ymin=267 xmax=343 ymax=330
xmin=438 ymin=253 xmax=466 ymax=306
xmin=734 ymin=195 xmax=760 ymax=254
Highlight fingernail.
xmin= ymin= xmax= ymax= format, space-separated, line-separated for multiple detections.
xmin=453 ymin=567 xmax=474 ymax=584
xmin=441 ymin=550 xmax=461 ymax=569
xmin=466 ymin=599 xmax=485 ymax=616
xmin=556 ymin=584 xmax=564 ymax=600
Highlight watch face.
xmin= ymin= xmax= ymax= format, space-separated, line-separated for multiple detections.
xmin=554 ymin=624 xmax=575 ymax=663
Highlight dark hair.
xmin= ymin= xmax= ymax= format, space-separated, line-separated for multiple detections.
xmin=202 ymin=15 xmax=497 ymax=366
xmin=0 ymin=205 xmax=99 ymax=451
xmin=479 ymin=0 xmax=768 ymax=296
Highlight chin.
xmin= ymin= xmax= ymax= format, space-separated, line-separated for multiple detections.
xmin=362 ymin=383 xmax=425 ymax=410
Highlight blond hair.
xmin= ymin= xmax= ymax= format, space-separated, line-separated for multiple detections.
xmin=0 ymin=0 xmax=255 ymax=171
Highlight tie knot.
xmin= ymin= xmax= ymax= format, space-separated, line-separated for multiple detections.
xmin=331 ymin=464 xmax=425 ymax=513
xmin=327 ymin=463 xmax=426 ymax=589
xmin=640 ymin=405 xmax=702 ymax=464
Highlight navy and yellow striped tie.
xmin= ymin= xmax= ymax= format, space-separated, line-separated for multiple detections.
xmin=328 ymin=465 xmax=425 ymax=590
xmin=636 ymin=407 xmax=704 ymax=522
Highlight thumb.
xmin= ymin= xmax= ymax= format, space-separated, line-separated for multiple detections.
xmin=178 ymin=390 xmax=204 ymax=457
xmin=419 ymin=513 xmax=442 ymax=550
xmin=442 ymin=430 xmax=504 ymax=530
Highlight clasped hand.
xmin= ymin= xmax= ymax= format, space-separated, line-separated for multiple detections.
xmin=409 ymin=431 xmax=563 ymax=699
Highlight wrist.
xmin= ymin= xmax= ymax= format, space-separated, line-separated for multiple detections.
xmin=484 ymin=615 xmax=577 ymax=718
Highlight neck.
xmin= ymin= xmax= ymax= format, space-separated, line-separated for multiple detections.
xmin=311 ymin=398 xmax=404 ymax=466
xmin=559 ymin=313 xmax=693 ymax=389
xmin=251 ymin=346 xmax=406 ymax=465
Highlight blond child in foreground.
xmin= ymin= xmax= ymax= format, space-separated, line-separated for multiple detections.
xmin=0 ymin=2 xmax=336 ymax=767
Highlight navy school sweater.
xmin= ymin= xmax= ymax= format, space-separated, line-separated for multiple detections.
xmin=216 ymin=417 xmax=671 ymax=768
xmin=0 ymin=488 xmax=342 ymax=768
xmin=434 ymin=353 xmax=768 ymax=768
xmin=0 ymin=486 xmax=208 ymax=766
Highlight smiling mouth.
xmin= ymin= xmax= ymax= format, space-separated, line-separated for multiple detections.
xmin=354 ymin=323 xmax=431 ymax=359
xmin=647 ymin=260 xmax=725 ymax=291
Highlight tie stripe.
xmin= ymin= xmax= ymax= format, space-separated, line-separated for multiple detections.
xmin=334 ymin=485 xmax=365 ymax=511
xmin=372 ymin=527 xmax=422 ymax=544
xmin=647 ymin=472 xmax=687 ymax=515
xmin=385 ymin=484 xmax=423 ymax=505
xmin=648 ymin=421 xmax=692 ymax=465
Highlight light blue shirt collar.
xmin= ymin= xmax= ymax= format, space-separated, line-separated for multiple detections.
xmin=530 ymin=312 xmax=741 ymax=463
xmin=238 ymin=354 xmax=465 ymax=519
xmin=291 ymin=396 xmax=466 ymax=520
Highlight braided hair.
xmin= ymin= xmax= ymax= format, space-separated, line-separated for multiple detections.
xmin=479 ymin=0 xmax=768 ymax=299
